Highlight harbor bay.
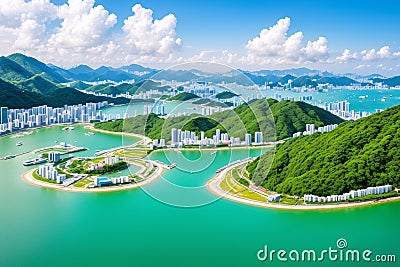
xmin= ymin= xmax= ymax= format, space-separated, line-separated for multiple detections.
xmin=0 ymin=124 xmax=398 ymax=267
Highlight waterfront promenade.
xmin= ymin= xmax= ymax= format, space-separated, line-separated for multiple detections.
xmin=206 ymin=161 xmax=400 ymax=210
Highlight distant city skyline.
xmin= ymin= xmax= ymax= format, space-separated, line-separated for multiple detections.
xmin=0 ymin=0 xmax=399 ymax=75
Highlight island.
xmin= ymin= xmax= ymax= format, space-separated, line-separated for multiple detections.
xmin=22 ymin=130 xmax=169 ymax=192
xmin=207 ymin=104 xmax=400 ymax=210
xmin=17 ymin=96 xmax=400 ymax=205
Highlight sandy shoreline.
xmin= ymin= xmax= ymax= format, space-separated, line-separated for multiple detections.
xmin=85 ymin=124 xmax=152 ymax=142
xmin=206 ymin=163 xmax=400 ymax=211
xmin=22 ymin=162 xmax=165 ymax=193
xmin=16 ymin=123 xmax=400 ymax=208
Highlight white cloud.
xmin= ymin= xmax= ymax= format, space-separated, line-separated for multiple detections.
xmin=354 ymin=64 xmax=366 ymax=70
xmin=48 ymin=0 xmax=117 ymax=49
xmin=337 ymin=49 xmax=357 ymax=63
xmin=121 ymin=4 xmax=182 ymax=56
xmin=0 ymin=0 xmax=57 ymax=51
xmin=377 ymin=63 xmax=387 ymax=70
xmin=0 ymin=2 xmax=398 ymax=73
xmin=361 ymin=46 xmax=397 ymax=61
xmin=0 ymin=1 xmax=182 ymax=67
xmin=0 ymin=0 xmax=57 ymax=28
xmin=244 ymin=17 xmax=329 ymax=65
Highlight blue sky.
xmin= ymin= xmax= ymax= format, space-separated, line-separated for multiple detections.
xmin=1 ymin=0 xmax=399 ymax=75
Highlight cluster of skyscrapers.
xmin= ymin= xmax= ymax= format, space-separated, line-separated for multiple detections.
xmin=104 ymin=156 xmax=120 ymax=165
xmin=185 ymin=81 xmax=216 ymax=99
xmin=37 ymin=164 xmax=67 ymax=184
xmin=273 ymin=94 xmax=313 ymax=102
xmin=271 ymin=93 xmax=372 ymax=121
xmin=170 ymin=128 xmax=263 ymax=147
xmin=48 ymin=152 xmax=61 ymax=163
xmin=304 ymin=185 xmax=393 ymax=203
xmin=0 ymin=102 xmax=113 ymax=135
xmin=321 ymin=100 xmax=371 ymax=120
xmin=292 ymin=123 xmax=338 ymax=138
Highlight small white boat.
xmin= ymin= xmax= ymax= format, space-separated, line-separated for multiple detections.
xmin=16 ymin=142 xmax=23 ymax=146
xmin=211 ymin=151 xmax=217 ymax=155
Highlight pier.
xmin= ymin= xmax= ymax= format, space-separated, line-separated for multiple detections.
xmin=1 ymin=144 xmax=87 ymax=161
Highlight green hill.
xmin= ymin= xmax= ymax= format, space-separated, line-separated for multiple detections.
xmin=0 ymin=77 xmax=129 ymax=108
xmin=0 ymin=56 xmax=33 ymax=82
xmin=83 ymin=80 xmax=169 ymax=96
xmin=373 ymin=76 xmax=400 ymax=87
xmin=247 ymin=105 xmax=400 ymax=197
xmin=215 ymin=91 xmax=238 ymax=99
xmin=16 ymin=74 xmax=61 ymax=94
xmin=211 ymin=99 xmax=344 ymax=140
xmin=0 ymin=54 xmax=131 ymax=108
xmin=69 ymin=81 xmax=92 ymax=90
xmin=268 ymin=100 xmax=344 ymax=139
xmin=0 ymin=78 xmax=45 ymax=108
xmin=95 ymin=99 xmax=343 ymax=141
xmin=7 ymin=53 xmax=67 ymax=83
xmin=169 ymin=92 xmax=200 ymax=101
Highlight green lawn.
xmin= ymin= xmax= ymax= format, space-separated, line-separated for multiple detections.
xmin=32 ymin=170 xmax=58 ymax=184
xmin=73 ymin=178 xmax=92 ymax=188
xmin=219 ymin=171 xmax=266 ymax=202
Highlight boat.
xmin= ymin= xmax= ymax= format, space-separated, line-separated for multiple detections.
xmin=169 ymin=163 xmax=177 ymax=169
xmin=85 ymin=133 xmax=91 ymax=136
xmin=62 ymin=126 xmax=75 ymax=130
xmin=23 ymin=157 xmax=47 ymax=166
xmin=5 ymin=155 xmax=15 ymax=159
xmin=88 ymin=132 xmax=95 ymax=135
xmin=211 ymin=151 xmax=217 ymax=155
xmin=381 ymin=98 xmax=386 ymax=102
xmin=16 ymin=142 xmax=23 ymax=146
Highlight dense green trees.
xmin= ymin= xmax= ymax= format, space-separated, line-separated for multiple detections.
xmin=95 ymin=98 xmax=343 ymax=142
xmin=215 ymin=91 xmax=238 ymax=99
xmin=168 ymin=92 xmax=200 ymax=101
xmin=83 ymin=80 xmax=169 ymax=96
xmin=248 ymin=104 xmax=400 ymax=196
xmin=0 ymin=55 xmax=130 ymax=108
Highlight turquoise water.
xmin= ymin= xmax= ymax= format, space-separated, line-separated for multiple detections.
xmin=103 ymin=89 xmax=400 ymax=118
xmin=238 ymin=87 xmax=400 ymax=113
xmin=0 ymin=125 xmax=399 ymax=267
xmin=266 ymin=88 xmax=400 ymax=113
